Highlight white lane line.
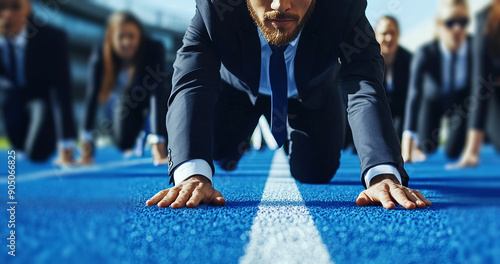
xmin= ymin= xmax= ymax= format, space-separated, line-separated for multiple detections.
xmin=239 ymin=150 xmax=334 ymax=264
xmin=0 ymin=158 xmax=153 ymax=183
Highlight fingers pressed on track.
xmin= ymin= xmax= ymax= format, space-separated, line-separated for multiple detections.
xmin=403 ymin=189 xmax=426 ymax=208
xmin=186 ymin=189 xmax=204 ymax=208
xmin=390 ymin=187 xmax=416 ymax=210
xmin=146 ymin=189 xmax=169 ymax=206
xmin=207 ymin=190 xmax=226 ymax=206
xmin=171 ymin=186 xmax=195 ymax=209
xmin=377 ymin=189 xmax=396 ymax=209
xmin=413 ymin=189 xmax=432 ymax=206
xmin=158 ymin=187 xmax=181 ymax=208
xmin=356 ymin=191 xmax=372 ymax=206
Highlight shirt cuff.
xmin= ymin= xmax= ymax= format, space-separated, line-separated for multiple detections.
xmin=80 ymin=130 xmax=94 ymax=143
xmin=402 ymin=130 xmax=418 ymax=144
xmin=58 ymin=139 xmax=76 ymax=150
xmin=148 ymin=134 xmax=166 ymax=144
xmin=173 ymin=159 xmax=213 ymax=186
xmin=364 ymin=164 xmax=402 ymax=188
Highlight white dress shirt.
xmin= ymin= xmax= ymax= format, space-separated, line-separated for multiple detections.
xmin=173 ymin=29 xmax=402 ymax=188
xmin=403 ymin=39 xmax=469 ymax=143
xmin=1 ymin=27 xmax=75 ymax=149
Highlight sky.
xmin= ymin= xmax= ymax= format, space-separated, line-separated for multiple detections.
xmin=366 ymin=0 xmax=491 ymax=51
xmin=93 ymin=0 xmax=492 ymax=51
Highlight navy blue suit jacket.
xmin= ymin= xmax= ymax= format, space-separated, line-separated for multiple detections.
xmin=168 ymin=0 xmax=409 ymax=187
xmin=0 ymin=18 xmax=76 ymax=140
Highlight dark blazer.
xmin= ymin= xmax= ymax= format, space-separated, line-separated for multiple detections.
xmin=469 ymin=6 xmax=500 ymax=130
xmin=0 ymin=19 xmax=76 ymax=140
xmin=168 ymin=0 xmax=409 ymax=187
xmin=404 ymin=38 xmax=473 ymax=132
xmin=385 ymin=46 xmax=412 ymax=136
xmin=83 ymin=38 xmax=170 ymax=139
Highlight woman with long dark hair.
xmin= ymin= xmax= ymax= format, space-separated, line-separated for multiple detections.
xmin=449 ymin=0 xmax=500 ymax=168
xmin=402 ymin=0 xmax=472 ymax=162
xmin=79 ymin=12 xmax=170 ymax=165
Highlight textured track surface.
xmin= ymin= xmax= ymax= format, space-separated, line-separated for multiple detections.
xmin=0 ymin=146 xmax=499 ymax=264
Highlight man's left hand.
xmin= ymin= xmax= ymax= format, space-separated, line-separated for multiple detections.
xmin=356 ymin=174 xmax=432 ymax=210
xmin=151 ymin=143 xmax=169 ymax=166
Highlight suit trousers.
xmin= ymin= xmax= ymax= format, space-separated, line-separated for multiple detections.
xmin=417 ymin=90 xmax=468 ymax=158
xmin=213 ymin=82 xmax=345 ymax=184
xmin=485 ymin=91 xmax=500 ymax=151
xmin=1 ymin=89 xmax=56 ymax=161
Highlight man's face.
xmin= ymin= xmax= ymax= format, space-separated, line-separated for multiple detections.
xmin=375 ymin=18 xmax=399 ymax=58
xmin=0 ymin=0 xmax=30 ymax=36
xmin=247 ymin=0 xmax=315 ymax=46
xmin=437 ymin=4 xmax=469 ymax=52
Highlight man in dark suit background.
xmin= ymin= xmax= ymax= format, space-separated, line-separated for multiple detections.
xmin=402 ymin=0 xmax=472 ymax=163
xmin=147 ymin=0 xmax=431 ymax=210
xmin=0 ymin=0 xmax=76 ymax=163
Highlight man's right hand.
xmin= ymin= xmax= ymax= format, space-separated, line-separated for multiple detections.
xmin=402 ymin=137 xmax=427 ymax=163
xmin=146 ymin=175 xmax=225 ymax=209
xmin=77 ymin=141 xmax=94 ymax=165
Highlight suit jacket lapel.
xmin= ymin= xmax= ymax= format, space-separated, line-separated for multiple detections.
xmin=25 ymin=32 xmax=36 ymax=87
xmin=294 ymin=14 xmax=320 ymax=97
xmin=0 ymin=45 xmax=5 ymax=76
xmin=433 ymin=42 xmax=443 ymax=88
xmin=237 ymin=6 xmax=261 ymax=96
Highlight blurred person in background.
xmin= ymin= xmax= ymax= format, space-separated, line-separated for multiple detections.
xmin=376 ymin=16 xmax=412 ymax=139
xmin=79 ymin=12 xmax=170 ymax=166
xmin=344 ymin=15 xmax=412 ymax=152
xmin=449 ymin=0 xmax=500 ymax=168
xmin=402 ymin=0 xmax=472 ymax=163
xmin=0 ymin=0 xmax=76 ymax=164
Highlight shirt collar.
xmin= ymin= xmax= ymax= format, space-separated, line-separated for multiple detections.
xmin=439 ymin=38 xmax=468 ymax=58
xmin=1 ymin=26 xmax=28 ymax=48
xmin=258 ymin=27 xmax=302 ymax=48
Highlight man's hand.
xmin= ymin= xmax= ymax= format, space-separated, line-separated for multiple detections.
xmin=151 ymin=143 xmax=169 ymax=166
xmin=77 ymin=141 xmax=94 ymax=165
xmin=146 ymin=175 xmax=225 ymax=209
xmin=446 ymin=130 xmax=484 ymax=170
xmin=446 ymin=152 xmax=479 ymax=170
xmin=54 ymin=148 xmax=74 ymax=166
xmin=401 ymin=137 xmax=427 ymax=163
xmin=356 ymin=174 xmax=432 ymax=210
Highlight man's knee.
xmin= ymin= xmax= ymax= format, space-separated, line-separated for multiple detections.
xmin=290 ymin=159 xmax=340 ymax=184
xmin=27 ymin=148 xmax=54 ymax=162
xmin=419 ymin=139 xmax=438 ymax=154
xmin=445 ymin=145 xmax=462 ymax=159
xmin=215 ymin=157 xmax=240 ymax=171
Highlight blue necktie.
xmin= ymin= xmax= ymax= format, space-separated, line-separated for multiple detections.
xmin=444 ymin=52 xmax=457 ymax=114
xmin=7 ymin=40 xmax=18 ymax=88
xmin=269 ymin=44 xmax=289 ymax=148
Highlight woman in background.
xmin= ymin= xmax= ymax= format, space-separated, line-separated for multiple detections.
xmin=343 ymin=15 xmax=411 ymax=152
xmin=402 ymin=0 xmax=472 ymax=162
xmin=450 ymin=0 xmax=500 ymax=168
xmin=79 ymin=12 xmax=170 ymax=165
xmin=375 ymin=15 xmax=412 ymax=138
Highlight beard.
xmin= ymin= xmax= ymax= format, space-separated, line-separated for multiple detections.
xmin=247 ymin=0 xmax=316 ymax=46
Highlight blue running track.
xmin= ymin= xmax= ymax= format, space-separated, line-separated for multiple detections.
xmin=0 ymin=146 xmax=499 ymax=264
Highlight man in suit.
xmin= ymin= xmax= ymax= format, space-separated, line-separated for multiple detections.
xmin=0 ymin=0 xmax=76 ymax=163
xmin=146 ymin=0 xmax=432 ymax=210
xmin=402 ymin=0 xmax=472 ymax=162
